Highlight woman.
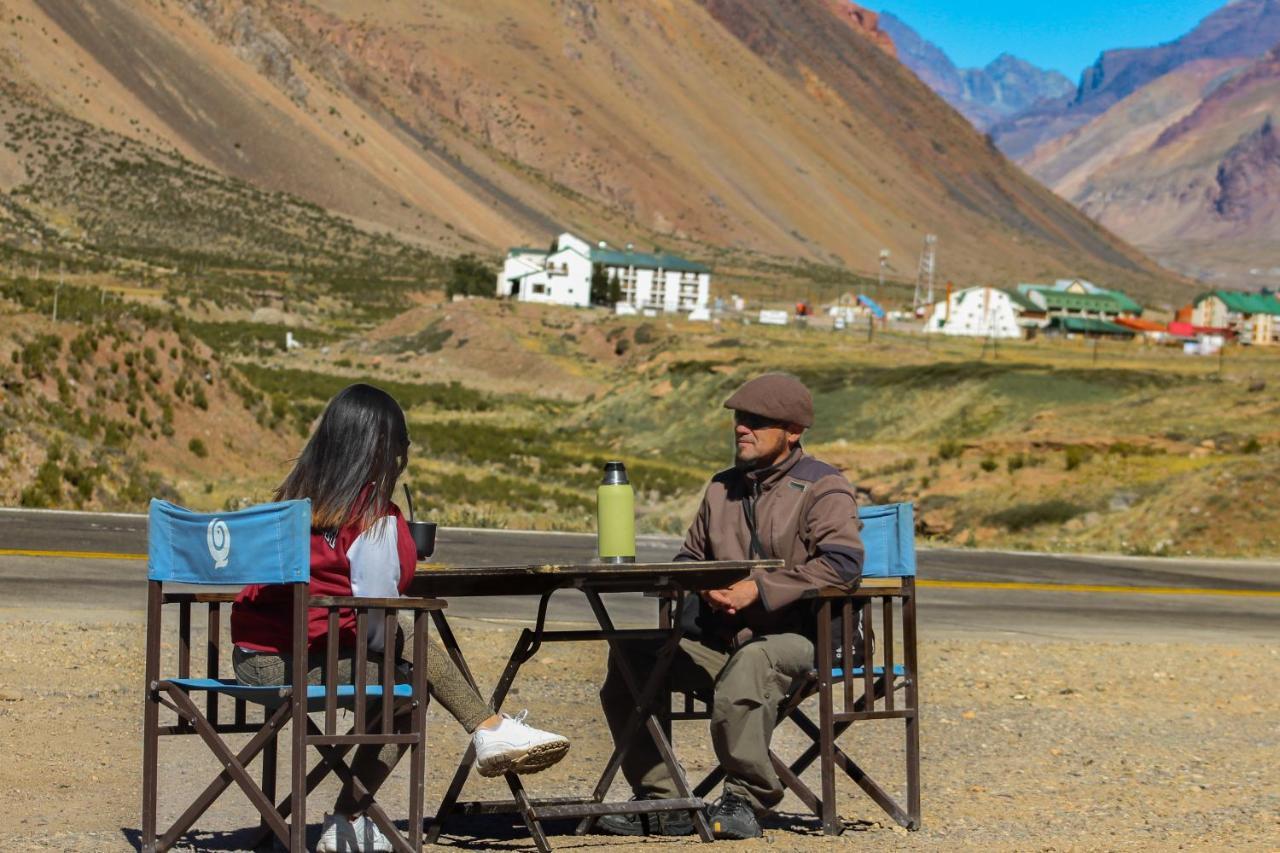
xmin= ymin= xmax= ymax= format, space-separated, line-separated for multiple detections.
xmin=231 ymin=383 xmax=569 ymax=853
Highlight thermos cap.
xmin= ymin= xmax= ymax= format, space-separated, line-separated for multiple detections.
xmin=601 ymin=460 xmax=630 ymax=485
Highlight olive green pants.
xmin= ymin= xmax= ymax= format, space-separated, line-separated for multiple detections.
xmin=600 ymin=633 xmax=815 ymax=813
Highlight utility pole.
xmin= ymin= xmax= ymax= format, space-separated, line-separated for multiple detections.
xmin=911 ymin=234 xmax=937 ymax=315
xmin=52 ymin=262 xmax=63 ymax=322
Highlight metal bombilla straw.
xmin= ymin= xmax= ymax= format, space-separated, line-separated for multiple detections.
xmin=403 ymin=483 xmax=416 ymax=523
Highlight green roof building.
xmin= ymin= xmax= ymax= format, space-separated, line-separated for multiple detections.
xmin=1016 ymin=278 xmax=1143 ymax=320
xmin=1192 ymin=290 xmax=1280 ymax=345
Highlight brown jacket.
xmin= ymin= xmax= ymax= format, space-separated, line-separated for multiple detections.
xmin=676 ymin=447 xmax=863 ymax=648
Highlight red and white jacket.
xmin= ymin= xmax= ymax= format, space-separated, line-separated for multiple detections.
xmin=231 ymin=503 xmax=416 ymax=655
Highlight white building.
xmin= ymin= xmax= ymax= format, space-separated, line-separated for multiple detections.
xmin=923 ymin=285 xmax=1022 ymax=339
xmin=498 ymin=232 xmax=711 ymax=313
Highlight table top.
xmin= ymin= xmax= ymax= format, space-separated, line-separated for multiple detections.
xmin=408 ymin=559 xmax=780 ymax=598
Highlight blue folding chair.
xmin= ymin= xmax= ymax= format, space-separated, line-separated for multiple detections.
xmin=668 ymin=501 xmax=921 ymax=834
xmin=140 ymin=499 xmax=444 ymax=853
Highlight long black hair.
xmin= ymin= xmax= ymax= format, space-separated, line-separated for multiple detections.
xmin=276 ymin=384 xmax=410 ymax=532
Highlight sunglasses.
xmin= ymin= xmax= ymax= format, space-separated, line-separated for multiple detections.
xmin=734 ymin=411 xmax=785 ymax=430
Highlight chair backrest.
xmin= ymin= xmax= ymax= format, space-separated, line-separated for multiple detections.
xmin=857 ymin=502 xmax=916 ymax=578
xmin=147 ymin=498 xmax=311 ymax=586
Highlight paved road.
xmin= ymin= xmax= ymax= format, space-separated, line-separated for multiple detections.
xmin=2 ymin=508 xmax=1277 ymax=641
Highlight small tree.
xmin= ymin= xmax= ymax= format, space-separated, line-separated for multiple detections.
xmin=590 ymin=263 xmax=610 ymax=306
xmin=608 ymin=271 xmax=622 ymax=305
xmin=446 ymin=254 xmax=496 ymax=299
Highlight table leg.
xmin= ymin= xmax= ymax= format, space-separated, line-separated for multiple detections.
xmin=426 ymin=614 xmax=548 ymax=844
xmin=576 ymin=589 xmax=713 ymax=842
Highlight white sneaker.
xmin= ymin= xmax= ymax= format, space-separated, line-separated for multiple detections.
xmin=315 ymin=812 xmax=359 ymax=852
xmin=472 ymin=709 xmax=570 ymax=777
xmin=353 ymin=815 xmax=393 ymax=852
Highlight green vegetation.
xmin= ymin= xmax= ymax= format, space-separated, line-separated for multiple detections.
xmin=446 ymin=254 xmax=496 ymax=299
xmin=188 ymin=321 xmax=338 ymax=355
xmin=988 ymin=500 xmax=1088 ymax=532
xmin=235 ymin=364 xmax=499 ymax=413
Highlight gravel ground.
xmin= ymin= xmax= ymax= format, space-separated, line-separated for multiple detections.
xmin=0 ymin=614 xmax=1277 ymax=851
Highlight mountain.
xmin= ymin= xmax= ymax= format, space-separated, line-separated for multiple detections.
xmin=0 ymin=0 xmax=1189 ymax=301
xmin=990 ymin=0 xmax=1280 ymax=159
xmin=1027 ymin=46 xmax=1280 ymax=284
xmin=879 ymin=12 xmax=1073 ymax=130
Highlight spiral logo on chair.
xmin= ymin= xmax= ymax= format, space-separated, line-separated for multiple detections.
xmin=206 ymin=518 xmax=231 ymax=569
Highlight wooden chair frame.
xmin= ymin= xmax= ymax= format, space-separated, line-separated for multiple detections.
xmin=140 ymin=582 xmax=443 ymax=853
xmin=662 ymin=578 xmax=920 ymax=834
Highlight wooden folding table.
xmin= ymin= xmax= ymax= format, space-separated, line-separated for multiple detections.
xmin=408 ymin=560 xmax=779 ymax=852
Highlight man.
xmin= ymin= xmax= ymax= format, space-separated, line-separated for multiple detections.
xmin=598 ymin=372 xmax=864 ymax=840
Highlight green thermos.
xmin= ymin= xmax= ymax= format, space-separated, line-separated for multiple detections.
xmin=597 ymin=461 xmax=636 ymax=563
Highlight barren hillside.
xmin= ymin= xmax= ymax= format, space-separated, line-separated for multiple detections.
xmin=0 ymin=0 xmax=1190 ymax=300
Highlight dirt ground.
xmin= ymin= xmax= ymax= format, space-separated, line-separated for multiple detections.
xmin=0 ymin=612 xmax=1276 ymax=851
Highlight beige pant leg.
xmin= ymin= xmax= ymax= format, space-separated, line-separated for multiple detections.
xmin=711 ymin=633 xmax=815 ymax=812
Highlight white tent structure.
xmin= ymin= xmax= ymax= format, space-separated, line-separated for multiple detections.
xmin=922 ymin=286 xmax=1022 ymax=339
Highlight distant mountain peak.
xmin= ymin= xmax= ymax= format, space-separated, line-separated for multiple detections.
xmin=992 ymin=0 xmax=1280 ymax=158
xmin=878 ymin=10 xmax=1072 ymax=129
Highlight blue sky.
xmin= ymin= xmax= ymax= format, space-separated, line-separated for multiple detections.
xmin=864 ymin=1 xmax=1227 ymax=79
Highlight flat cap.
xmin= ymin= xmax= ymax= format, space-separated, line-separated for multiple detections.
xmin=723 ymin=372 xmax=814 ymax=428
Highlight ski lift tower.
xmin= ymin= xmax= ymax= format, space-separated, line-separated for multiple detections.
xmin=912 ymin=234 xmax=937 ymax=316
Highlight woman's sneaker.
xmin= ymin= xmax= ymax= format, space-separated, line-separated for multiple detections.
xmin=353 ymin=815 xmax=392 ymax=852
xmin=315 ymin=813 xmax=359 ymax=852
xmin=472 ymin=710 xmax=570 ymax=777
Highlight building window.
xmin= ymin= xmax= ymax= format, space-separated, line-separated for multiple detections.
xmin=678 ymin=272 xmax=699 ymax=310
xmin=649 ymin=269 xmax=666 ymax=307
xmin=531 ymin=282 xmax=547 ymax=295
xmin=618 ymin=267 xmax=637 ymax=304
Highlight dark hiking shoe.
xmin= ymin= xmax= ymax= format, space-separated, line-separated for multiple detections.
xmin=708 ymin=791 xmax=763 ymax=840
xmin=595 ymin=799 xmax=696 ymax=836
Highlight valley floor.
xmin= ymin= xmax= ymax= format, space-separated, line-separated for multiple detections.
xmin=1 ymin=607 xmax=1275 ymax=850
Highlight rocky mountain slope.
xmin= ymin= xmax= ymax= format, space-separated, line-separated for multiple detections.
xmin=879 ymin=12 xmax=1073 ymax=130
xmin=0 ymin=0 xmax=1189 ymax=300
xmin=989 ymin=0 xmax=1280 ymax=159
xmin=1025 ymin=47 xmax=1280 ymax=284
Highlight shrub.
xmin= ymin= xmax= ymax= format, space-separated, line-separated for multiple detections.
xmin=446 ymin=254 xmax=496 ymax=299
xmin=1242 ymin=437 xmax=1262 ymax=454
xmin=19 ymin=458 xmax=63 ymax=508
xmin=987 ymin=500 xmax=1087 ymax=532
xmin=1006 ymin=453 xmax=1025 ymax=473
xmin=188 ymin=437 xmax=208 ymax=458
xmin=634 ymin=324 xmax=656 ymax=345
xmin=937 ymin=439 xmax=963 ymax=461
xmin=979 ymin=457 xmax=998 ymax=473
xmin=1064 ymin=445 xmax=1091 ymax=471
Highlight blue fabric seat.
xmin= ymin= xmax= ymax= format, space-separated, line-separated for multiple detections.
xmin=830 ymin=664 xmax=907 ymax=679
xmin=162 ymin=678 xmax=415 ymax=709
